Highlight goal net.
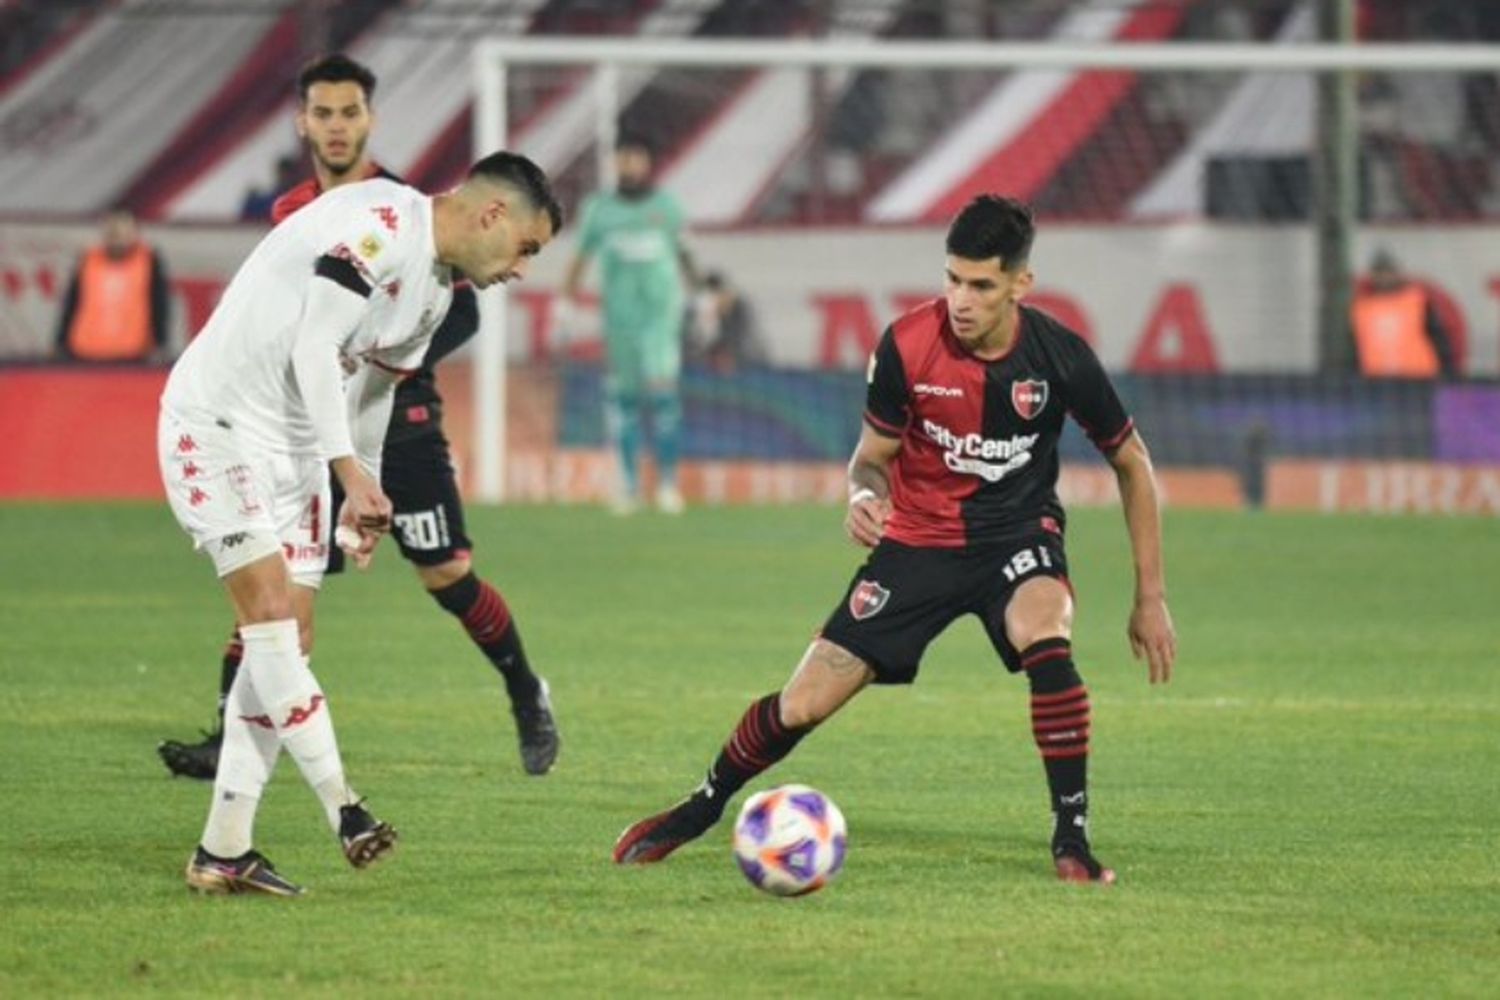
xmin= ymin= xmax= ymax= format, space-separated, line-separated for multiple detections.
xmin=462 ymin=30 xmax=1500 ymax=515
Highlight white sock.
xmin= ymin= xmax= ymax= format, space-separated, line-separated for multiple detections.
xmin=239 ymin=620 xmax=354 ymax=833
xmin=200 ymin=665 xmax=282 ymax=856
xmin=304 ymin=654 xmax=359 ymax=831
xmin=201 ymin=788 xmax=258 ymax=859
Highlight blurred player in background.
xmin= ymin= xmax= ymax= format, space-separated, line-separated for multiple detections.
xmin=158 ymin=54 xmax=561 ymax=785
xmin=160 ymin=149 xmax=558 ymax=895
xmin=614 ymin=196 xmax=1176 ymax=884
xmin=561 ymin=134 xmax=695 ymax=514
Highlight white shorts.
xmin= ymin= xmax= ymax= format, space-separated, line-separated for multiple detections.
xmin=158 ymin=408 xmax=331 ymax=587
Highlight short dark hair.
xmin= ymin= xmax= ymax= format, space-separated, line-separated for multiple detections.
xmin=469 ymin=151 xmax=564 ymax=235
xmin=615 ymin=131 xmax=654 ymax=157
xmin=298 ymin=53 xmax=377 ymax=104
xmin=946 ymin=195 xmax=1035 ymax=270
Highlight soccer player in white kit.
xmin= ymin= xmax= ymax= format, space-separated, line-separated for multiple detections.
xmin=159 ymin=152 xmax=560 ymax=896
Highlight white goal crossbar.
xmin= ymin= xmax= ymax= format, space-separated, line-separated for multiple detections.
xmin=468 ymin=36 xmax=1500 ymax=502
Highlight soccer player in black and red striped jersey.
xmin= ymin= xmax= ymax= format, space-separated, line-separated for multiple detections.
xmin=614 ymin=195 xmax=1176 ymax=883
xmin=157 ymin=53 xmax=559 ymax=782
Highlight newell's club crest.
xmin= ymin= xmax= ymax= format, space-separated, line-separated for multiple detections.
xmin=1011 ymin=379 xmax=1049 ymax=420
xmin=849 ymin=580 xmax=890 ymax=621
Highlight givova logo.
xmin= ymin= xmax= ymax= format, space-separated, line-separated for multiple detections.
xmin=922 ymin=419 xmax=1039 ymax=483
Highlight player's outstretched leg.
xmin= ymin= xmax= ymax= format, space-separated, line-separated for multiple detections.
xmin=614 ymin=692 xmax=813 ymax=864
xmin=1022 ymin=638 xmax=1116 ymax=885
xmin=428 ymin=570 xmax=559 ymax=775
xmin=158 ymin=628 xmax=243 ymax=779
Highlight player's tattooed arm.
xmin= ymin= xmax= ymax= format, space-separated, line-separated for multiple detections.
xmin=845 ymin=424 xmax=902 ymax=548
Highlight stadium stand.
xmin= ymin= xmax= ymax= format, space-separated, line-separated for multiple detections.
xmin=0 ymin=0 xmax=292 ymax=215
xmin=0 ymin=0 xmax=1493 ymax=226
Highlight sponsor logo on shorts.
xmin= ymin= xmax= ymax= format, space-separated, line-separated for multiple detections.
xmin=282 ymin=542 xmax=328 ymax=563
xmin=1011 ymin=378 xmax=1049 ymax=420
xmin=849 ymin=579 xmax=890 ymax=621
xmin=221 ymin=532 xmax=249 ymax=548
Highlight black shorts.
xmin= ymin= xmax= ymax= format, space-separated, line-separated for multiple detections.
xmin=327 ymin=431 xmax=472 ymax=574
xmin=819 ymin=529 xmax=1069 ymax=684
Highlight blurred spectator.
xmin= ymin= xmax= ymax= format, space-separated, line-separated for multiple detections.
xmin=1351 ymin=249 xmax=1456 ymax=377
xmin=54 ymin=208 xmax=170 ymax=363
xmin=239 ymin=154 xmax=302 ymax=222
xmin=691 ymin=270 xmax=767 ymax=374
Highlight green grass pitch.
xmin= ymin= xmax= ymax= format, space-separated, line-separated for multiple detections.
xmin=1 ymin=502 xmax=1496 ymax=997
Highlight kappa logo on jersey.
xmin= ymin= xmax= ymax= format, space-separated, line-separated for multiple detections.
xmin=181 ymin=461 xmax=201 ymax=479
xmin=176 ymin=434 xmax=197 ymax=454
xmin=188 ymin=487 xmax=210 ymax=507
xmin=923 ymin=419 xmax=1039 ymax=484
xmin=1011 ymin=379 xmax=1049 ymax=420
xmin=372 ymin=206 xmax=398 ymax=234
xmin=914 ymin=383 xmax=964 ymax=398
xmin=849 ymin=579 xmax=890 ymax=620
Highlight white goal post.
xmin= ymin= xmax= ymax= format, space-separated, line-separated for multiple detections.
xmin=469 ymin=35 xmax=1500 ymax=503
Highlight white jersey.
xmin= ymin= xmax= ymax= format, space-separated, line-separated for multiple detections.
xmin=163 ymin=178 xmax=454 ymax=457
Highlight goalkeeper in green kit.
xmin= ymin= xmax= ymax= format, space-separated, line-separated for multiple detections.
xmin=562 ymin=133 xmax=695 ymax=514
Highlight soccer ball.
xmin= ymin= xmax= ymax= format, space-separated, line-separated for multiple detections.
xmin=732 ymin=784 xmax=847 ymax=897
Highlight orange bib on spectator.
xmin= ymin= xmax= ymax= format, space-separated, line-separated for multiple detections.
xmin=67 ymin=245 xmax=153 ymax=361
xmin=1352 ymin=285 xmax=1438 ymax=377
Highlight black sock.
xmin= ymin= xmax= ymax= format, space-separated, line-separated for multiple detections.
xmin=696 ymin=693 xmax=813 ymax=819
xmin=215 ymin=629 xmax=243 ymax=727
xmin=1022 ymin=638 xmax=1092 ymax=846
xmin=430 ymin=572 xmax=541 ymax=704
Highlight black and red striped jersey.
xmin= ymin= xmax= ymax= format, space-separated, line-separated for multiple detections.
xmin=865 ymin=299 xmax=1133 ymax=548
xmin=271 ymin=162 xmax=477 ymax=441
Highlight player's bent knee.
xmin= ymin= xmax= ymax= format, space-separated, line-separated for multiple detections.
xmin=780 ymin=640 xmax=873 ymax=728
xmin=222 ymin=550 xmax=295 ymax=625
xmin=1004 ymin=577 xmax=1074 ymax=651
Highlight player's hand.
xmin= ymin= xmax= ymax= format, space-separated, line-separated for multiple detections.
xmin=1128 ymin=594 xmax=1176 ymax=684
xmin=335 ymin=523 xmax=379 ymax=571
xmin=844 ymin=489 xmax=892 ymax=548
xmin=335 ymin=461 xmax=392 ymax=534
